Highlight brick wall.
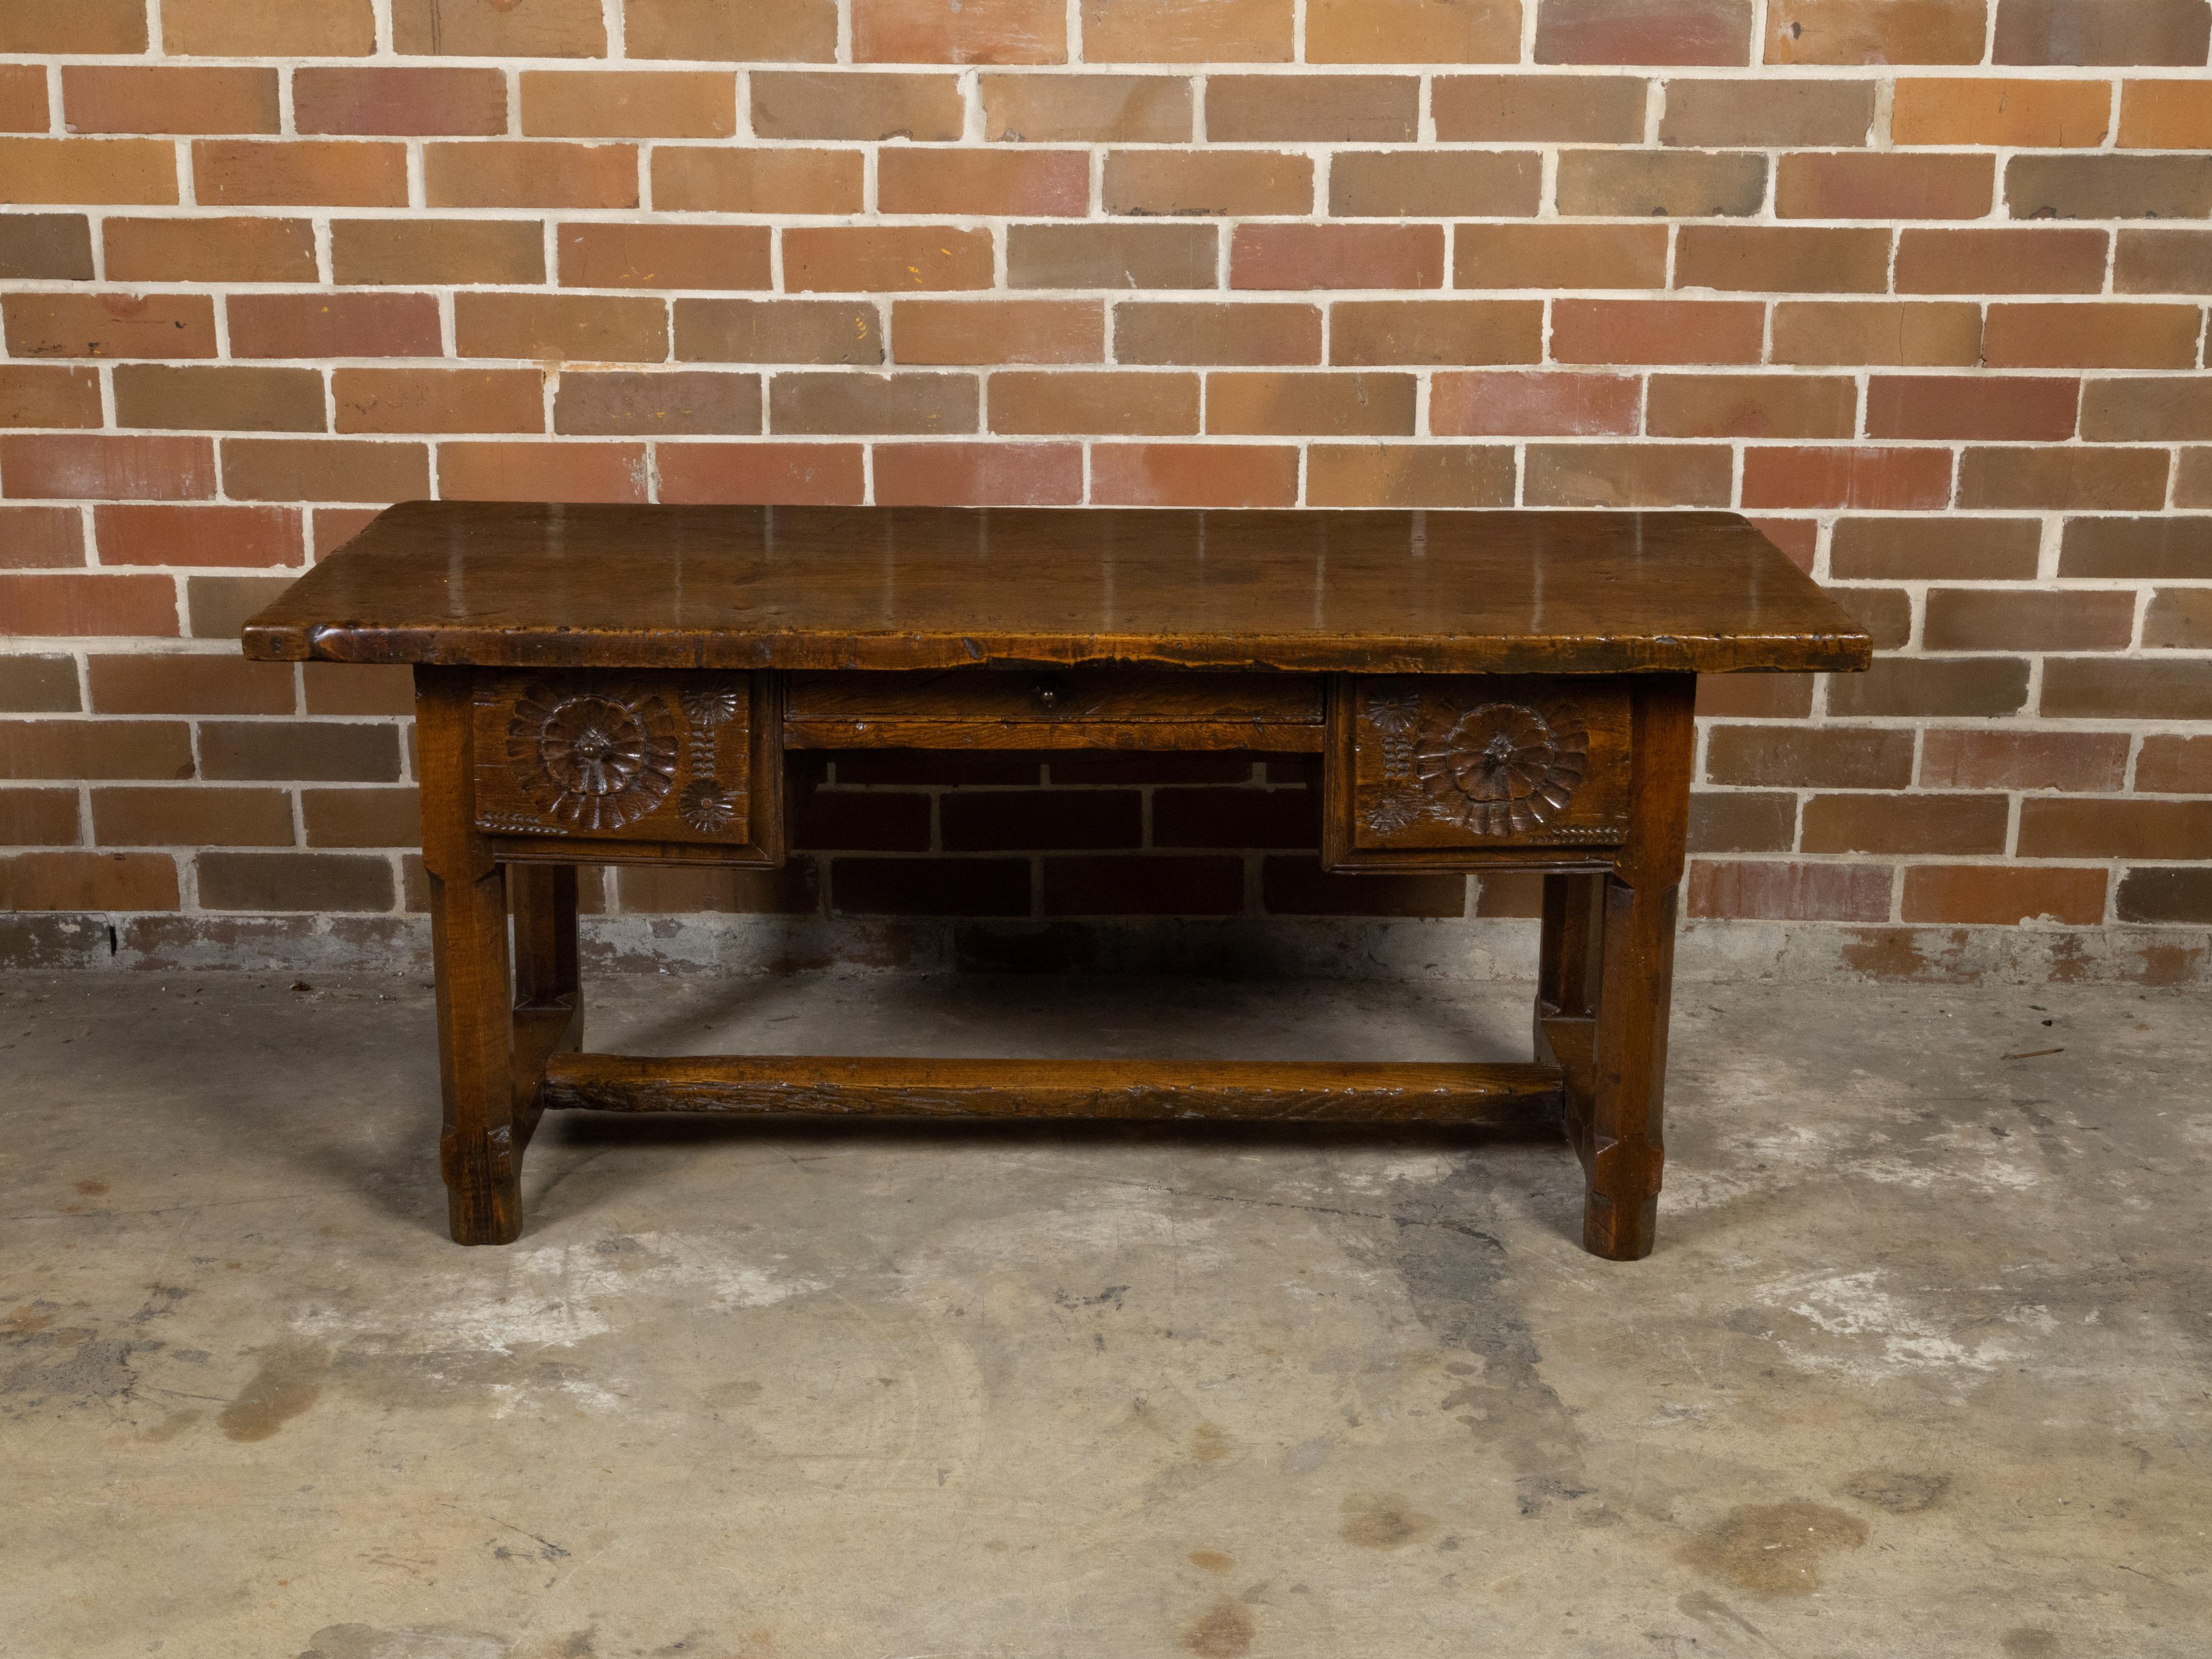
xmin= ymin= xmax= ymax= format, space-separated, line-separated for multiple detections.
xmin=2 ymin=0 xmax=2209 ymax=967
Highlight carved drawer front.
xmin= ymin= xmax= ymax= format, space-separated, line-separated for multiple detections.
xmin=1327 ymin=675 xmax=1632 ymax=867
xmin=472 ymin=670 xmax=781 ymax=860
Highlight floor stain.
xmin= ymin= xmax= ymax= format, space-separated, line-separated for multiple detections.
xmin=1676 ymin=1589 xmax=1778 ymax=1648
xmin=1841 ymin=1470 xmax=1951 ymax=1514
xmin=1181 ymin=1597 xmax=1254 ymax=1658
xmin=1340 ymin=1490 xmax=1435 ymax=1549
xmin=1187 ymin=1548 xmax=1235 ymax=1573
xmin=218 ymin=1341 xmax=330 ymax=1442
xmin=2 ymin=1334 xmax=150 ymax=1406
xmin=73 ymin=1178 xmax=108 ymax=1197
xmin=1678 ymin=1500 xmax=1870 ymax=1596
xmin=2001 ymin=1630 xmax=2062 ymax=1658
xmin=298 ymin=1626 xmax=507 ymax=1659
xmin=1192 ymin=1422 xmax=1229 ymax=1463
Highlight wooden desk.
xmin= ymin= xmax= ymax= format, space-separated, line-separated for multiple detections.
xmin=244 ymin=503 xmax=1870 ymax=1260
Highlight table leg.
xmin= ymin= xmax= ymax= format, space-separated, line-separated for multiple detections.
xmin=1535 ymin=872 xmax=1603 ymax=1162
xmin=1580 ymin=675 xmax=1695 ymax=1261
xmin=414 ymin=666 xmax=524 ymax=1246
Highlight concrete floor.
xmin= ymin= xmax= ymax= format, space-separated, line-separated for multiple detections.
xmin=1 ymin=969 xmax=2206 ymax=1658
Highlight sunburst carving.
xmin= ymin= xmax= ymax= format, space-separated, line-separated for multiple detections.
xmin=1414 ymin=702 xmax=1587 ymax=837
xmin=508 ymin=681 xmax=678 ymax=831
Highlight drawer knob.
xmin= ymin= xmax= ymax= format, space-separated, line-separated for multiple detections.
xmin=1034 ymin=679 xmax=1062 ymax=709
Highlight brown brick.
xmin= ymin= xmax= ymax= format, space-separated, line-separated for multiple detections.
xmin=296 ymin=67 xmax=508 ymax=137
xmin=1329 ymin=300 xmax=1541 ymax=366
xmin=2082 ymin=377 xmax=2212 ymax=441
xmin=1230 ymin=225 xmax=1443 ymax=290
xmin=1454 ymin=223 xmax=1667 ymax=290
xmin=932 ymin=790 xmax=1132 ymax=853
xmin=436 ymin=442 xmax=648 ymax=504
xmin=2019 ymin=799 xmax=2212 ymax=860
xmin=783 ymin=227 xmax=996 ymax=293
xmin=751 ymin=72 xmax=964 ymax=140
xmin=1866 ymin=374 xmax=2080 ymax=440
xmin=1113 ymin=302 xmax=1321 ymax=365
xmin=1893 ymin=76 xmax=2111 ymax=145
xmin=2115 ymin=228 xmax=2212 ymax=294
xmin=878 ymin=148 xmax=1089 ymax=217
xmin=300 ymin=787 xmax=420 ymax=849
xmin=4 ymin=293 xmax=215 ymax=361
xmin=769 ymin=372 xmax=978 ymax=435
xmin=1043 ymin=853 xmax=1243 ymax=916
xmin=0 ymin=787 xmax=77 ymax=845
xmin=1008 ymin=223 xmax=1219 ymax=289
xmin=1779 ymin=152 xmax=1994 ymax=218
xmin=1661 ymin=77 xmax=1875 ymax=144
xmin=674 ymin=298 xmax=883 ymax=365
xmin=1705 ymin=724 xmax=1915 ymax=788
xmin=1103 ymin=151 xmax=1313 ymax=217
xmin=0 ymin=138 xmax=178 ymax=206
xmin=2116 ymin=868 xmax=2212 ymax=926
xmin=1526 ymin=442 xmax=1734 ymax=505
xmin=1203 ymin=372 xmax=1416 ymax=436
xmin=1675 ymin=225 xmax=1889 ymax=293
xmin=854 ymin=0 xmax=1066 ymax=61
xmin=989 ymin=369 xmax=1202 ymax=435
xmin=1703 ymin=670 xmax=1825 ymax=713
xmin=554 ymin=223 xmax=770 ymax=292
xmin=1262 ymin=857 xmax=1465 ymax=917
xmin=651 ymin=148 xmax=863 ymax=215
xmin=2058 ymin=514 xmax=2211 ymax=578
xmin=625 ymin=0 xmax=838 ymax=61
xmin=1647 ymin=373 xmax=1853 ymax=437
xmin=1688 ymin=859 xmax=1892 ymax=921
xmin=1207 ymin=75 xmax=1418 ymax=142
xmin=231 ymin=293 xmax=441 ymax=362
xmin=1558 ymin=150 xmax=1766 ymax=217
xmin=197 ymin=851 xmax=392 ymax=912
xmin=1921 ymin=730 xmax=2129 ymax=791
xmin=0 ymin=215 xmax=95 ymax=282
xmin=2144 ymin=587 xmax=2212 ymax=648
xmin=1306 ymin=444 xmax=1516 ymax=507
xmin=1434 ymin=371 xmax=1639 ymax=435
xmin=455 ymin=293 xmax=667 ymax=363
xmin=1080 ymin=0 xmax=1293 ymax=61
xmin=2010 ymin=154 xmax=2212 ymax=222
xmin=2138 ymin=734 xmax=2212 ymax=793
xmin=0 ymin=64 xmax=43 ymax=133
xmin=872 ymin=442 xmax=1083 ymax=506
xmin=1434 ymin=74 xmax=1646 ymax=140
xmin=1959 ymin=445 xmax=2169 ymax=510
xmin=113 ymin=365 xmax=326 ymax=434
xmin=1147 ymin=785 xmax=1314 ymax=849
xmin=196 ymin=139 xmax=409 ymax=208
xmin=0 ymin=720 xmax=194 ymax=781
xmin=555 ymin=371 xmax=762 ymax=436
xmin=791 ymin=788 xmax=932 ymax=853
xmin=93 ymin=503 xmax=303 ymax=566
xmin=1772 ymin=301 xmax=1982 ymax=366
xmin=521 ymin=71 xmax=735 ymax=139
xmin=425 ymin=142 xmax=639 ymax=210
xmin=830 ymin=855 xmax=1028 ymax=916
xmin=1828 ymin=656 xmax=2031 ymax=717
xmin=656 ymin=442 xmax=865 ymax=504
xmin=0 ymin=508 xmax=84 ymax=571
xmin=0 ymin=0 xmax=147 ymax=52
xmin=2179 ymin=449 xmax=2212 ymax=508
xmin=0 ymin=851 xmax=179 ymax=911
xmin=1766 ymin=0 xmax=1988 ymax=63
xmin=1090 ymin=442 xmax=1298 ymax=507
xmin=165 ymin=0 xmax=371 ymax=51
xmin=1742 ymin=446 xmax=1952 ymax=510
xmin=222 ymin=439 xmax=429 ymax=503
xmin=0 ymin=572 xmax=176 ymax=635
xmin=331 ymin=218 xmax=546 ymax=286
xmin=1308 ymin=0 xmax=1520 ymax=59
xmin=63 ymin=66 xmax=278 ymax=135
xmin=1552 ymin=299 xmax=1763 ymax=364
xmin=1902 ymin=865 xmax=2109 ymax=926
xmin=0 ymin=366 xmax=102 ymax=430
xmin=0 ymin=434 xmax=214 ymax=501
xmin=390 ymin=0 xmax=604 ymax=55
xmin=2041 ymin=657 xmax=2212 ymax=720
xmin=85 ymin=654 xmax=293 ymax=717
xmin=982 ymin=74 xmax=1191 ymax=142
xmin=1329 ymin=152 xmax=1541 ymax=218
xmin=893 ymin=300 xmax=1102 ymax=366
xmin=614 ymin=859 xmax=820 ymax=915
xmin=102 ymin=217 xmax=314 ymax=286
xmin=1995 ymin=0 xmax=2210 ymax=64
xmin=1894 ymin=227 xmax=2109 ymax=295
xmin=194 ymin=576 xmax=306 ymax=642
xmin=2120 ymin=79 xmax=2212 ymax=148
xmin=312 ymin=508 xmax=382 ymax=559
xmin=1538 ymin=0 xmax=1754 ymax=63
xmin=1828 ymin=584 xmax=1913 ymax=649
xmin=1802 ymin=791 xmax=2008 ymax=854
xmin=334 ymin=369 xmax=545 ymax=436
xmin=1923 ymin=586 xmax=2134 ymax=651
xmin=1688 ymin=790 xmax=1798 ymax=853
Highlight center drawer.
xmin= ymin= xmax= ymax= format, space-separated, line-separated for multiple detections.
xmin=782 ymin=670 xmax=1327 ymax=751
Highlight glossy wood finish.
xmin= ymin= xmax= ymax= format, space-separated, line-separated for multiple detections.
xmin=242 ymin=503 xmax=1871 ymax=677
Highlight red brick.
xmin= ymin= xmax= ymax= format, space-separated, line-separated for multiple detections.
xmin=1305 ymin=445 xmax=1516 ymax=507
xmin=626 ymin=0 xmax=839 ymax=61
xmin=1207 ymin=75 xmax=1420 ymax=142
xmin=2018 ymin=799 xmax=2212 ymax=860
xmin=1524 ymin=442 xmax=1733 ymax=505
xmin=1772 ymin=301 xmax=1982 ymax=366
xmin=0 ymin=435 xmax=215 ymax=501
xmin=1901 ymin=865 xmax=2109 ymax=926
xmin=454 ymin=293 xmax=670 ymax=363
xmin=1090 ymin=444 xmax=1299 ymax=507
xmin=1894 ymin=227 xmax=2109 ymax=295
xmin=521 ymin=71 xmax=737 ymax=140
xmin=0 ymin=138 xmax=179 ymax=205
xmin=1958 ymin=446 xmax=2169 ymax=510
xmin=783 ymin=227 xmax=997 ymax=292
xmin=674 ymin=299 xmax=883 ymax=366
xmin=425 ymin=142 xmax=639 ymax=210
xmin=1230 ymin=225 xmax=1444 ymax=290
xmin=2137 ymin=735 xmax=2212 ymax=794
xmin=1113 ymin=302 xmax=1321 ymax=365
xmin=194 ymin=140 xmax=407 ymax=208
xmin=1777 ymin=153 xmax=1994 ymax=218
xmin=1434 ymin=73 xmax=1648 ymax=140
xmin=770 ymin=372 xmax=978 ymax=434
xmin=1079 ymin=0 xmax=1295 ymax=62
xmin=1985 ymin=304 xmax=2203 ymax=370
xmin=1863 ymin=374 xmax=2075 ymax=441
xmin=0 ymin=64 xmax=43 ymax=133
xmin=891 ymin=300 xmax=1103 ymax=366
xmin=1741 ymin=446 xmax=1953 ymax=510
xmin=86 ymin=654 xmax=295 ymax=716
xmin=1801 ymin=792 xmax=2008 ymax=855
xmin=854 ymin=0 xmax=1067 ymax=62
xmin=0 ymin=787 xmax=77 ymax=845
xmin=0 ymin=851 xmax=179 ymax=912
xmin=113 ymin=364 xmax=326 ymax=434
xmin=1766 ymin=0 xmax=1989 ymax=64
xmin=1688 ymin=790 xmax=1798 ymax=853
xmin=1700 ymin=671 xmax=1817 ymax=719
xmin=1454 ymin=223 xmax=1667 ymax=290
xmin=1104 ymin=151 xmax=1313 ymax=217
xmin=94 ymin=504 xmax=303 ymax=568
xmin=1328 ymin=300 xmax=1542 ymax=366
xmin=1537 ymin=0 xmax=1755 ymax=64
xmin=556 ymin=223 xmax=771 ymax=291
xmin=750 ymin=72 xmax=964 ymax=141
xmin=1994 ymin=0 xmax=2211 ymax=64
xmin=1921 ymin=731 xmax=2129 ymax=792
xmin=656 ymin=442 xmax=865 ymax=504
xmin=228 ymin=293 xmax=443 ymax=359
xmin=0 ymin=366 xmax=102 ymax=430
xmin=651 ymin=148 xmax=863 ymax=215
xmin=1673 ymin=226 xmax=1890 ymax=293
xmin=0 ymin=0 xmax=147 ymax=53
xmin=878 ymin=148 xmax=1090 ymax=217
xmin=436 ymin=442 xmax=648 ymax=504
xmin=1688 ymin=859 xmax=1892 ymax=921
xmin=872 ymin=442 xmax=1083 ymax=505
xmin=222 ymin=439 xmax=430 ymax=503
xmin=0 ymin=572 xmax=179 ymax=636
xmin=1432 ymin=371 xmax=1640 ymax=435
xmin=62 ymin=66 xmax=279 ymax=135
xmin=554 ymin=371 xmax=761 ymax=436
xmin=1308 ymin=0 xmax=1521 ymax=61
xmin=989 ymin=371 xmax=1198 ymax=435
xmin=1923 ymin=587 xmax=2136 ymax=651
xmin=334 ymin=369 xmax=546 ymax=436
xmin=982 ymin=73 xmax=1192 ymax=142
xmin=1646 ymin=374 xmax=1856 ymax=437
xmin=1551 ymin=299 xmax=1764 ymax=364
xmin=389 ymin=0 xmax=604 ymax=55
xmin=1206 ymin=372 xmax=1417 ymax=437
xmin=2146 ymin=587 xmax=2212 ymax=648
xmin=1892 ymin=75 xmax=2112 ymax=145
xmin=169 ymin=0 xmax=376 ymax=54
xmin=0 ymin=507 xmax=85 ymax=571
xmin=4 ymin=293 xmax=215 ymax=361
xmin=1704 ymin=724 xmax=1915 ymax=789
xmin=295 ymin=67 xmax=509 ymax=137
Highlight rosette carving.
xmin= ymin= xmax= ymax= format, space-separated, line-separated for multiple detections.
xmin=1414 ymin=702 xmax=1587 ymax=837
xmin=507 ymin=681 xmax=679 ymax=831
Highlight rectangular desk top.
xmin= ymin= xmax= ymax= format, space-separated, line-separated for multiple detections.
xmin=242 ymin=502 xmax=1870 ymax=677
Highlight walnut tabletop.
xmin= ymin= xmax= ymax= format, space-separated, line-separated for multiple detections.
xmin=241 ymin=501 xmax=1869 ymax=677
